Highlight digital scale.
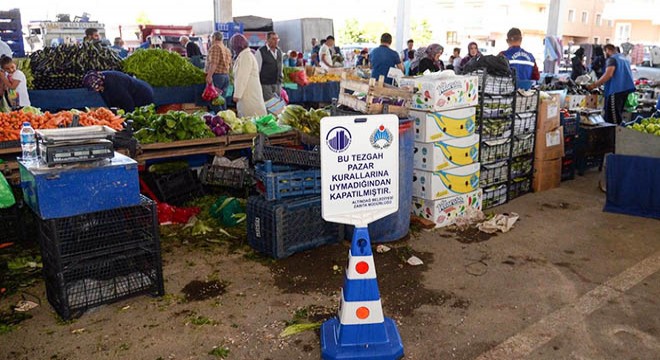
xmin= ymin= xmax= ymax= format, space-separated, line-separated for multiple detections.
xmin=579 ymin=109 xmax=606 ymax=126
xmin=36 ymin=126 xmax=116 ymax=166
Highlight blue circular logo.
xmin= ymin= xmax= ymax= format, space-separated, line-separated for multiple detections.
xmin=326 ymin=126 xmax=352 ymax=153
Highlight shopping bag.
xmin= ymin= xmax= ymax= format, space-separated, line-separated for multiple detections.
xmin=202 ymin=82 xmax=220 ymax=102
xmin=264 ymin=96 xmax=286 ymax=115
xmin=0 ymin=170 xmax=16 ymax=209
xmin=289 ymin=70 xmax=309 ymax=86
xmin=625 ymin=92 xmax=639 ymax=112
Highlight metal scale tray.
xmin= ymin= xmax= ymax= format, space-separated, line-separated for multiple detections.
xmin=36 ymin=126 xmax=117 ymax=166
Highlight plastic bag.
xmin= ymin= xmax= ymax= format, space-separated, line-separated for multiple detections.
xmin=157 ymin=202 xmax=200 ymax=225
xmin=265 ymin=96 xmax=286 ymax=115
xmin=625 ymin=92 xmax=639 ymax=112
xmin=289 ymin=70 xmax=309 ymax=87
xmin=280 ymin=88 xmax=289 ymax=104
xmin=202 ymin=82 xmax=220 ymax=102
xmin=256 ymin=114 xmax=292 ymax=136
xmin=0 ymin=171 xmax=16 ymax=209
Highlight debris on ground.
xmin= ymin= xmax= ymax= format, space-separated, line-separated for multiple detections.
xmin=452 ymin=208 xmax=486 ymax=231
xmin=376 ymin=245 xmax=391 ymax=253
xmin=279 ymin=323 xmax=322 ymax=338
xmin=14 ymin=300 xmax=38 ymax=313
xmin=407 ymin=256 xmax=424 ymax=266
xmin=477 ymin=213 xmax=520 ymax=234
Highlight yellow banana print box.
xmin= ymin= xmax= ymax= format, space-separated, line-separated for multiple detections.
xmin=413 ymin=134 xmax=480 ymax=172
xmin=412 ymin=190 xmax=483 ymax=228
xmin=411 ymin=107 xmax=477 ymax=142
xmin=412 ymin=163 xmax=481 ymax=200
xmin=399 ymin=74 xmax=479 ymax=112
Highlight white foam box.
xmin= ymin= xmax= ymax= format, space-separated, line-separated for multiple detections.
xmin=411 ymin=107 xmax=477 ymax=142
xmin=412 ymin=163 xmax=481 ymax=200
xmin=399 ymin=74 xmax=479 ymax=112
xmin=412 ymin=189 xmax=483 ymax=228
xmin=413 ymin=134 xmax=480 ymax=172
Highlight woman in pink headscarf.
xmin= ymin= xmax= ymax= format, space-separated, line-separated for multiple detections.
xmin=229 ymin=34 xmax=266 ymax=117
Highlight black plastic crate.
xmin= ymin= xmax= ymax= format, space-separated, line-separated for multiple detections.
xmin=471 ymin=70 xmax=516 ymax=95
xmin=42 ymin=248 xmax=164 ymax=320
xmin=247 ymin=195 xmax=343 ymax=259
xmin=511 ymin=156 xmax=533 ymax=178
xmin=480 ymin=118 xmax=513 ymax=140
xmin=253 ymin=133 xmax=320 ymax=168
xmin=200 ymin=164 xmax=253 ymax=189
xmin=562 ymin=157 xmax=576 ymax=181
xmin=561 ymin=115 xmax=579 ymax=137
xmin=481 ymin=138 xmax=512 ymax=163
xmin=153 ymin=169 xmax=205 ymax=206
xmin=508 ymin=176 xmax=532 ymax=200
xmin=481 ymin=96 xmax=514 ymax=119
xmin=514 ymin=113 xmax=536 ymax=136
xmin=0 ymin=204 xmax=23 ymax=243
xmin=480 ymin=161 xmax=509 ymax=188
xmin=38 ymin=196 xmax=159 ymax=263
xmin=483 ymin=184 xmax=508 ymax=209
xmin=512 ymin=134 xmax=535 ymax=157
xmin=515 ymin=90 xmax=539 ymax=114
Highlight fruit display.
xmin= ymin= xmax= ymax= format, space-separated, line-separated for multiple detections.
xmin=0 ymin=107 xmax=124 ymax=142
xmin=120 ymin=104 xmax=213 ymax=144
xmin=308 ymin=74 xmax=341 ymax=83
xmin=628 ymin=117 xmax=660 ymax=136
xmin=29 ymin=43 xmax=122 ymax=90
xmin=122 ymin=49 xmax=206 ymax=87
xmin=277 ymin=105 xmax=329 ymax=136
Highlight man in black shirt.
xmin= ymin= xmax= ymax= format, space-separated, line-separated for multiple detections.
xmin=180 ymin=36 xmax=203 ymax=68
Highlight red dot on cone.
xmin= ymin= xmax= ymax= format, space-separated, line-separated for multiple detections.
xmin=356 ymin=307 xmax=370 ymax=320
xmin=356 ymin=261 xmax=369 ymax=274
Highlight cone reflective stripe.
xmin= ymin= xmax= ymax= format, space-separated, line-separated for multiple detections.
xmin=346 ymin=253 xmax=377 ymax=280
xmin=338 ymin=289 xmax=385 ymax=325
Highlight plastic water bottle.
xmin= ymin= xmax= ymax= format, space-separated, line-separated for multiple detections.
xmin=20 ymin=122 xmax=37 ymax=163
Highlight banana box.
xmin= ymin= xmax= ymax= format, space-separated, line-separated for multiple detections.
xmin=411 ymin=107 xmax=477 ymax=142
xmin=413 ymin=163 xmax=481 ymax=200
xmin=399 ymin=74 xmax=479 ymax=112
xmin=412 ymin=189 xmax=483 ymax=228
xmin=413 ymin=134 xmax=480 ymax=172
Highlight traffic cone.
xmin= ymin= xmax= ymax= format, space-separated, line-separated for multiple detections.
xmin=321 ymin=227 xmax=404 ymax=360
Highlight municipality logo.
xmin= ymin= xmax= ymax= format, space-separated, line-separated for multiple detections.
xmin=326 ymin=126 xmax=352 ymax=153
xmin=370 ymin=125 xmax=393 ymax=149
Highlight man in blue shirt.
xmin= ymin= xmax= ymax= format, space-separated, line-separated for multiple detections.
xmin=370 ymin=33 xmax=403 ymax=85
xmin=501 ymin=28 xmax=540 ymax=86
xmin=587 ymin=44 xmax=635 ymax=124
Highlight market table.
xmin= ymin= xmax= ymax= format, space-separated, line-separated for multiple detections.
xmin=284 ymin=82 xmax=340 ymax=104
xmin=28 ymin=84 xmax=208 ymax=111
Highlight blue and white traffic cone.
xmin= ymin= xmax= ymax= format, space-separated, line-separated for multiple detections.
xmin=321 ymin=227 xmax=404 ymax=360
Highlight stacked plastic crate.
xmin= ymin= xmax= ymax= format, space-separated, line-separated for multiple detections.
xmin=0 ymin=9 xmax=25 ymax=57
xmin=404 ymin=74 xmax=483 ymax=228
xmin=510 ymin=89 xmax=540 ymax=200
xmin=560 ymin=110 xmax=579 ymax=181
xmin=247 ymin=134 xmax=343 ymax=259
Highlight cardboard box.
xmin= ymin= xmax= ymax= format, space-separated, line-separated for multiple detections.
xmin=411 ymin=107 xmax=477 ymax=142
xmin=399 ymin=74 xmax=479 ymax=112
xmin=564 ymin=95 xmax=588 ymax=109
xmin=413 ymin=134 xmax=480 ymax=171
xmin=535 ymin=126 xmax=565 ymax=160
xmin=412 ymin=189 xmax=483 ymax=228
xmin=586 ymin=94 xmax=605 ymax=109
xmin=533 ymin=158 xmax=562 ymax=192
xmin=413 ymin=163 xmax=481 ymax=200
xmin=537 ymin=97 xmax=560 ymax=132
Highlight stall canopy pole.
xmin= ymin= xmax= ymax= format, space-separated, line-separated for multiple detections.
xmin=544 ymin=0 xmax=564 ymax=73
xmin=214 ymin=0 xmax=233 ymax=24
xmin=395 ymin=0 xmax=411 ymax=54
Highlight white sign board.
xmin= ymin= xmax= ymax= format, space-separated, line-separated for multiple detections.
xmin=321 ymin=114 xmax=399 ymax=227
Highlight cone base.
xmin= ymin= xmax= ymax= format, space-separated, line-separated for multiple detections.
xmin=320 ymin=317 xmax=404 ymax=360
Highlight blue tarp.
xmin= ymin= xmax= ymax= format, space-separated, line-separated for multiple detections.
xmin=285 ymin=82 xmax=340 ymax=104
xmin=604 ymin=154 xmax=660 ymax=219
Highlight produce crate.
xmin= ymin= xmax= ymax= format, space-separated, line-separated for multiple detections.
xmin=254 ymin=161 xmax=322 ymax=201
xmin=0 ymin=29 xmax=22 ymax=42
xmin=481 ymin=96 xmax=514 ymax=119
xmin=153 ymin=169 xmax=205 ymax=206
xmin=480 ymin=160 xmax=509 ymax=188
xmin=42 ymin=247 xmax=164 ymax=320
xmin=515 ymin=90 xmax=539 ymax=114
xmin=470 ymin=70 xmax=516 ymax=95
xmin=0 ymin=204 xmax=23 ymax=244
xmin=247 ymin=195 xmax=343 ymax=259
xmin=200 ymin=164 xmax=252 ymax=189
xmin=561 ymin=115 xmax=579 ymax=137
xmin=514 ymin=113 xmax=536 ymax=136
xmin=330 ymin=103 xmax=364 ymax=117
xmin=0 ymin=18 xmax=21 ymax=31
xmin=38 ymin=196 xmax=159 ymax=264
xmin=483 ymin=184 xmax=508 ymax=209
xmin=510 ymin=156 xmax=534 ymax=178
xmin=0 ymin=9 xmax=21 ymax=19
xmin=253 ymin=133 xmax=320 ymax=168
xmin=480 ymin=118 xmax=513 ymax=140
xmin=480 ymin=138 xmax=512 ymax=164
xmin=561 ymin=156 xmax=576 ymax=181
xmin=508 ymin=176 xmax=532 ymax=200
xmin=0 ymin=140 xmax=20 ymax=149
xmin=512 ymin=134 xmax=535 ymax=158
xmin=337 ymin=74 xmax=412 ymax=118
xmin=564 ymin=135 xmax=576 ymax=157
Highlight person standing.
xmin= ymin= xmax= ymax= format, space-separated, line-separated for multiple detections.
xmin=356 ymin=48 xmax=370 ymax=67
xmin=84 ymin=28 xmax=100 ymax=43
xmin=587 ymin=44 xmax=635 ymax=124
xmin=311 ymin=39 xmax=324 ymax=66
xmin=0 ymin=56 xmax=30 ymax=108
xmin=501 ymin=28 xmax=540 ymax=84
xmin=448 ymin=47 xmax=461 ymax=71
xmin=459 ymin=42 xmax=481 ymax=73
xmin=319 ymin=36 xmax=336 ymax=69
xmin=401 ymin=39 xmax=414 ymax=60
xmin=255 ymin=32 xmax=284 ymax=101
xmin=111 ymin=37 xmax=128 ymax=59
xmin=205 ymin=31 xmax=232 ymax=100
xmin=229 ymin=34 xmax=267 ymax=118
xmin=180 ymin=36 xmax=203 ymax=68
xmin=591 ymin=45 xmax=606 ymax=78
xmin=570 ymin=48 xmax=586 ymax=81
xmin=370 ymin=33 xmax=403 ymax=85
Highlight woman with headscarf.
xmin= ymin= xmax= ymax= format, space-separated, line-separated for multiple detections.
xmin=570 ymin=47 xmax=586 ymax=80
xmin=459 ymin=42 xmax=481 ymax=73
xmin=417 ymin=44 xmax=443 ymax=74
xmin=408 ymin=47 xmax=427 ymax=75
xmin=82 ymin=70 xmax=154 ymax=112
xmin=229 ymin=34 xmax=267 ymax=118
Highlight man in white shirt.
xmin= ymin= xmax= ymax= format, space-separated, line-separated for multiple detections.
xmin=319 ymin=36 xmax=336 ymax=70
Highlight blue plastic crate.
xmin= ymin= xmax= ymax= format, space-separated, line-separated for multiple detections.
xmin=254 ymin=161 xmax=321 ymax=201
xmin=247 ymin=195 xmax=343 ymax=259
xmin=0 ymin=18 xmax=21 ymax=31
xmin=561 ymin=115 xmax=579 ymax=137
xmin=19 ymin=153 xmax=141 ymax=219
xmin=0 ymin=29 xmax=23 ymax=42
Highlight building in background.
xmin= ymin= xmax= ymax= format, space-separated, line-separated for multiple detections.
xmin=603 ymin=0 xmax=660 ymax=45
xmin=561 ymin=0 xmax=614 ymax=45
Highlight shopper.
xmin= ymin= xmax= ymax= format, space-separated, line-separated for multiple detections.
xmin=0 ymin=56 xmax=30 ymax=108
xmin=356 ymin=48 xmax=370 ymax=67
xmin=82 ymin=70 xmax=154 ymax=112
xmin=417 ymin=44 xmax=444 ymax=74
xmin=84 ymin=28 xmax=100 ymax=43
xmin=403 ymin=50 xmax=415 ymax=75
xmin=591 ymin=45 xmax=606 ymax=78
xmin=501 ymin=28 xmax=540 ymax=83
xmin=255 ymin=31 xmax=284 ymax=101
xmin=409 ymin=47 xmax=427 ymax=75
xmin=448 ymin=47 xmax=461 ymax=71
xmin=401 ymin=39 xmax=414 ymax=61
xmin=311 ymin=39 xmax=324 ymax=66
xmin=319 ymin=35 xmax=336 ymax=69
xmin=587 ymin=44 xmax=635 ymax=124
xmin=370 ymin=33 xmax=403 ymax=85
xmin=434 ymin=45 xmax=446 ymax=72
xmin=111 ymin=37 xmax=128 ymax=59
xmin=570 ymin=48 xmax=587 ymax=81
xmin=459 ymin=42 xmax=481 ymax=72
xmin=229 ymin=34 xmax=267 ymax=118
xmin=205 ymin=31 xmax=232 ymax=99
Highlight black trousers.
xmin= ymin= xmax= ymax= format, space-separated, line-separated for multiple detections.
xmin=604 ymin=92 xmax=629 ymax=124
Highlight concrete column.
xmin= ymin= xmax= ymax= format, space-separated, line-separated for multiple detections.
xmin=395 ymin=0 xmax=411 ymax=54
xmin=214 ymin=0 xmax=233 ymax=24
xmin=544 ymin=0 xmax=564 ymax=73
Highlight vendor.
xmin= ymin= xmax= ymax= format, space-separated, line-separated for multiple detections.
xmin=82 ymin=70 xmax=154 ymax=112
xmin=587 ymin=44 xmax=635 ymax=124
